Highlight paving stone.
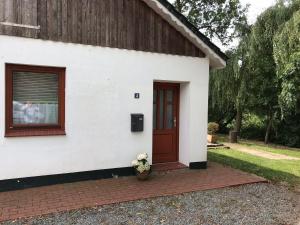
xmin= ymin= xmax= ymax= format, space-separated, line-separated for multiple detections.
xmin=0 ymin=162 xmax=265 ymax=222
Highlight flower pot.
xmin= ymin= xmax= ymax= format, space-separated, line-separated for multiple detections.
xmin=207 ymin=134 xmax=218 ymax=143
xmin=136 ymin=170 xmax=151 ymax=181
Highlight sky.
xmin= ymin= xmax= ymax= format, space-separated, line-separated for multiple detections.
xmin=240 ymin=0 xmax=277 ymax=24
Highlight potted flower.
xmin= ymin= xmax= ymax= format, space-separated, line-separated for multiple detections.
xmin=207 ymin=122 xmax=219 ymax=143
xmin=132 ymin=153 xmax=151 ymax=180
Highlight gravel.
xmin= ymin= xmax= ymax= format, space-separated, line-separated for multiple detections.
xmin=2 ymin=183 xmax=299 ymax=225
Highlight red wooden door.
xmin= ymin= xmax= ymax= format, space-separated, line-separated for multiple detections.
xmin=153 ymin=83 xmax=179 ymax=164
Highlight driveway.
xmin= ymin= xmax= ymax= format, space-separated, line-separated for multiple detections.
xmin=1 ymin=183 xmax=299 ymax=225
xmin=0 ymin=162 xmax=265 ymax=222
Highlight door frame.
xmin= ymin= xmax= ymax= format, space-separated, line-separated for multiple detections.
xmin=152 ymin=82 xmax=180 ymax=164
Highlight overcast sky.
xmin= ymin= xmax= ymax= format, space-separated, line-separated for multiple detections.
xmin=240 ymin=0 xmax=277 ymax=24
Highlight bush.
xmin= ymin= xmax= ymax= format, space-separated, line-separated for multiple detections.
xmin=240 ymin=113 xmax=265 ymax=140
xmin=272 ymin=112 xmax=300 ymax=147
xmin=208 ymin=122 xmax=219 ymax=135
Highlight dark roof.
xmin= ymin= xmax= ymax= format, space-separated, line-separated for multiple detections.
xmin=158 ymin=0 xmax=228 ymax=61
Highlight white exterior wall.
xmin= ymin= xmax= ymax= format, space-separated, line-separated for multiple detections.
xmin=0 ymin=35 xmax=209 ymax=180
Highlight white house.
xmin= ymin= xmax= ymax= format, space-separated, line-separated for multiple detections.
xmin=0 ymin=0 xmax=227 ymax=191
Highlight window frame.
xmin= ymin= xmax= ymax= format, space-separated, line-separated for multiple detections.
xmin=5 ymin=63 xmax=66 ymax=137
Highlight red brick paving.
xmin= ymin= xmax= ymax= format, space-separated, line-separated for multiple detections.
xmin=0 ymin=162 xmax=266 ymax=222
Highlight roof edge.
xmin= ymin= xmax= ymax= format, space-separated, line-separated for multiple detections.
xmin=157 ymin=0 xmax=228 ymax=61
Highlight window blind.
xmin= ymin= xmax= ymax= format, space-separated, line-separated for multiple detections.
xmin=13 ymin=72 xmax=59 ymax=104
xmin=12 ymin=71 xmax=59 ymax=125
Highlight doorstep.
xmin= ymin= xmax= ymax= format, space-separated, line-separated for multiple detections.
xmin=152 ymin=162 xmax=188 ymax=172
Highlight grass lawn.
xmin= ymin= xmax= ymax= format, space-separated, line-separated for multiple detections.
xmin=208 ymin=147 xmax=300 ymax=189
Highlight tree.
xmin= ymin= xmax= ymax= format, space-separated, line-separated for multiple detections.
xmin=173 ymin=0 xmax=249 ymax=45
xmin=209 ymin=37 xmax=251 ymax=135
xmin=270 ymin=9 xmax=300 ymax=147
xmin=274 ymin=10 xmax=300 ymax=116
xmin=246 ymin=0 xmax=298 ymax=144
xmin=209 ymin=50 xmax=240 ymax=130
xmin=209 ymin=0 xmax=300 ymax=146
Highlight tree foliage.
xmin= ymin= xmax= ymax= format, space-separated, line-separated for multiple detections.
xmin=245 ymin=5 xmax=282 ymax=142
xmin=209 ymin=50 xmax=239 ymax=127
xmin=247 ymin=2 xmax=294 ymax=107
xmin=209 ymin=34 xmax=251 ymax=133
xmin=173 ymin=0 xmax=249 ymax=45
xmin=274 ymin=10 xmax=300 ymax=115
xmin=210 ymin=50 xmax=239 ymax=111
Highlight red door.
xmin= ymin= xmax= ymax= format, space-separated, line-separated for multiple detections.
xmin=153 ymin=82 xmax=179 ymax=164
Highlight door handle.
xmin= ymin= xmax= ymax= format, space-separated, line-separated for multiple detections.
xmin=173 ymin=117 xmax=177 ymax=128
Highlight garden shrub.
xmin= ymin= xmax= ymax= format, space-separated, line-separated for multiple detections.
xmin=239 ymin=113 xmax=265 ymax=140
xmin=208 ymin=122 xmax=219 ymax=135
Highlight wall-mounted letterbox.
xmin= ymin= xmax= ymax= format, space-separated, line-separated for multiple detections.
xmin=131 ymin=114 xmax=144 ymax=132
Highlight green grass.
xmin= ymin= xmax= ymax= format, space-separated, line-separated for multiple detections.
xmin=208 ymin=148 xmax=300 ymax=188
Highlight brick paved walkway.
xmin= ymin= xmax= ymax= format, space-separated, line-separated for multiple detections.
xmin=0 ymin=162 xmax=266 ymax=222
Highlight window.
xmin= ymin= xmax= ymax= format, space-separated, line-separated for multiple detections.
xmin=5 ymin=64 xmax=65 ymax=137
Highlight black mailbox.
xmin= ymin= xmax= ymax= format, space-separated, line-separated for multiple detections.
xmin=131 ymin=114 xmax=144 ymax=132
